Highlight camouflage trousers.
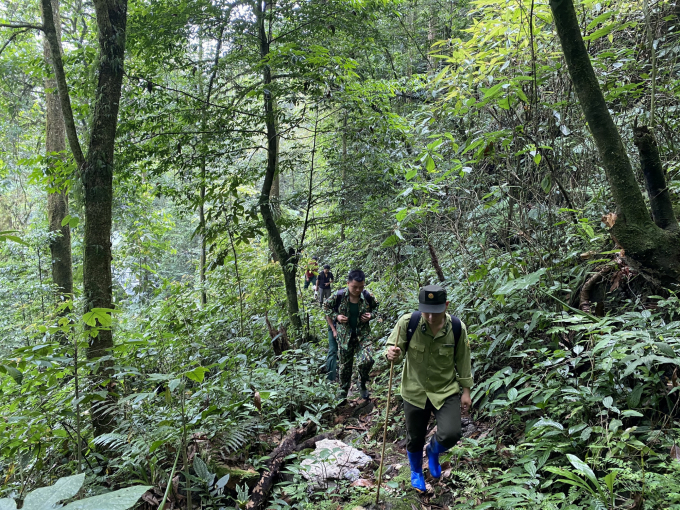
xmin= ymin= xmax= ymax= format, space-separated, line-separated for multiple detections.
xmin=338 ymin=333 xmax=375 ymax=394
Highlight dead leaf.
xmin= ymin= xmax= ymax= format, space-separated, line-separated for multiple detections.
xmin=671 ymin=444 xmax=680 ymax=461
xmin=602 ymin=212 xmax=617 ymax=228
xmin=253 ymin=391 xmax=261 ymax=412
xmin=350 ymin=478 xmax=374 ymax=487
xmin=141 ymin=491 xmax=159 ymax=506
xmin=609 ymin=272 xmax=623 ymax=292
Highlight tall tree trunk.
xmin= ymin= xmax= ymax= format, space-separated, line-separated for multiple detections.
xmin=256 ymin=0 xmax=302 ymax=335
xmin=550 ymin=0 xmax=680 ymax=283
xmin=42 ymin=0 xmax=73 ymax=302
xmin=42 ymin=0 xmax=128 ymax=438
xmin=198 ymin=37 xmax=207 ymax=307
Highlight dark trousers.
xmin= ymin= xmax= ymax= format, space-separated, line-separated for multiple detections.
xmin=325 ymin=327 xmax=338 ymax=381
xmin=403 ymin=394 xmax=461 ymax=453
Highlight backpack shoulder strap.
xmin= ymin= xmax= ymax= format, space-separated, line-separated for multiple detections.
xmin=451 ymin=315 xmax=462 ymax=344
xmin=404 ymin=311 xmax=422 ymax=354
xmin=333 ymin=288 xmax=346 ymax=313
xmin=362 ymin=290 xmax=377 ymax=310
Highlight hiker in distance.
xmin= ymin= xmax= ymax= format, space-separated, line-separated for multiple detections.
xmin=385 ymin=285 xmax=473 ymax=492
xmin=304 ymin=255 xmax=319 ymax=295
xmin=316 ymin=264 xmax=334 ymax=305
xmin=323 ymin=269 xmax=378 ymax=398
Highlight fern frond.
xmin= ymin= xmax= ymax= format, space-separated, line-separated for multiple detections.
xmin=93 ymin=433 xmax=128 ymax=450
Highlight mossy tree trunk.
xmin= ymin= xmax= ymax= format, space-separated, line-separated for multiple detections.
xmin=550 ymin=0 xmax=680 ymax=284
xmin=42 ymin=0 xmax=127 ymax=437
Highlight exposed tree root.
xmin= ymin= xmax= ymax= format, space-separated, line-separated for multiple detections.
xmin=245 ymin=421 xmax=316 ymax=510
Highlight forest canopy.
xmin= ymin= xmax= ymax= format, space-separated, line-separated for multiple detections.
xmin=1 ymin=0 xmax=680 ymax=508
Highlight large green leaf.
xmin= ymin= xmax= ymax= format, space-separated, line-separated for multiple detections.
xmin=566 ymin=454 xmax=598 ymax=486
xmin=61 ymin=486 xmax=152 ymax=510
xmin=1 ymin=365 xmax=22 ymax=385
xmin=23 ymin=473 xmax=85 ymax=510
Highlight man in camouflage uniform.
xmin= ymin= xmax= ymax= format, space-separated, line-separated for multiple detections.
xmin=323 ymin=269 xmax=378 ymax=399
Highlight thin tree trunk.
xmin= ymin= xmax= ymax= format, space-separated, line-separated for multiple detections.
xmin=42 ymin=0 xmax=73 ymax=302
xmin=340 ymin=112 xmax=346 ymax=242
xmin=427 ymin=239 xmax=445 ymax=282
xmin=633 ymin=126 xmax=677 ymax=230
xmin=256 ymin=0 xmax=302 ymax=335
xmin=199 ymin=168 xmax=207 ymax=306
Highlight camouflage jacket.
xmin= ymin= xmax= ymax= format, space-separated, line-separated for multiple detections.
xmin=323 ymin=288 xmax=378 ymax=348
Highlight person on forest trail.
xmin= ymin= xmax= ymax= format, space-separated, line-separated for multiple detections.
xmin=322 ymin=269 xmax=378 ymax=397
xmin=304 ymin=256 xmax=319 ymax=294
xmin=385 ymin=285 xmax=473 ymax=492
xmin=316 ymin=264 xmax=334 ymax=305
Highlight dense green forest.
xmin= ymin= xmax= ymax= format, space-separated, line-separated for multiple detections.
xmin=1 ymin=0 xmax=680 ymax=507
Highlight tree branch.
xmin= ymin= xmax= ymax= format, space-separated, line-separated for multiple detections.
xmin=0 ymin=29 xmax=29 ymax=57
xmin=0 ymin=22 xmax=43 ymax=31
xmin=40 ymin=0 xmax=85 ymax=169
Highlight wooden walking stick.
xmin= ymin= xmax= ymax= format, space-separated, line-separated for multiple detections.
xmin=375 ymin=360 xmax=395 ymax=506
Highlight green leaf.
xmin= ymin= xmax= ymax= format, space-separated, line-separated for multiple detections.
xmin=61 ymin=215 xmax=72 ymax=227
xmin=604 ymin=471 xmax=617 ymax=493
xmin=395 ymin=208 xmax=408 ymax=222
xmin=193 ymin=456 xmax=211 ymax=482
xmin=534 ymin=152 xmax=542 ymax=165
xmin=621 ymin=410 xmax=644 ymax=418
xmin=185 ymin=366 xmax=209 ymax=383
xmin=381 ymin=235 xmax=399 ymax=248
xmin=566 ymin=454 xmax=598 ymax=486
xmin=603 ymin=396 xmax=613 ymax=409
xmin=540 ymin=174 xmax=552 ymax=193
xmin=405 ymin=168 xmax=417 ymax=180
xmin=23 ymin=473 xmax=85 ymax=510
xmin=2 ymin=365 xmax=22 ymax=385
xmin=216 ymin=474 xmax=230 ymax=489
xmin=584 ymin=22 xmax=619 ymax=41
xmin=532 ymin=418 xmax=563 ymax=431
xmin=507 ymin=388 xmax=518 ymax=401
xmin=425 ymin=155 xmax=435 ymax=172
xmin=61 ymin=486 xmax=152 ymax=510
xmin=82 ymin=308 xmax=113 ymax=328
xmin=494 ymin=268 xmax=546 ymax=296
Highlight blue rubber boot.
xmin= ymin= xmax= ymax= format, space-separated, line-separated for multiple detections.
xmin=426 ymin=437 xmax=447 ymax=479
xmin=407 ymin=451 xmax=426 ymax=491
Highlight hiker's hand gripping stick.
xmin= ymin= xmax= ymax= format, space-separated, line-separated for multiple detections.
xmin=386 ymin=346 xmax=401 ymax=361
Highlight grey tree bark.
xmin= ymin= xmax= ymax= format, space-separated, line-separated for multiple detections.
xmin=41 ymin=0 xmax=73 ymax=301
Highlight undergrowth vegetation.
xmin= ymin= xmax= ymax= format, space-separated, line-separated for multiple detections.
xmin=1 ymin=0 xmax=680 ymax=508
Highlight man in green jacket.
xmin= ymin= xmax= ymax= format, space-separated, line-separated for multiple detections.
xmin=385 ymin=285 xmax=473 ymax=491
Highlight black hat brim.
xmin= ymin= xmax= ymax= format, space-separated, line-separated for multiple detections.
xmin=418 ymin=303 xmax=447 ymax=313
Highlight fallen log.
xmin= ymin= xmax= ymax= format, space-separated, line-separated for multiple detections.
xmin=294 ymin=430 xmax=340 ymax=452
xmin=245 ymin=421 xmax=316 ymax=510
